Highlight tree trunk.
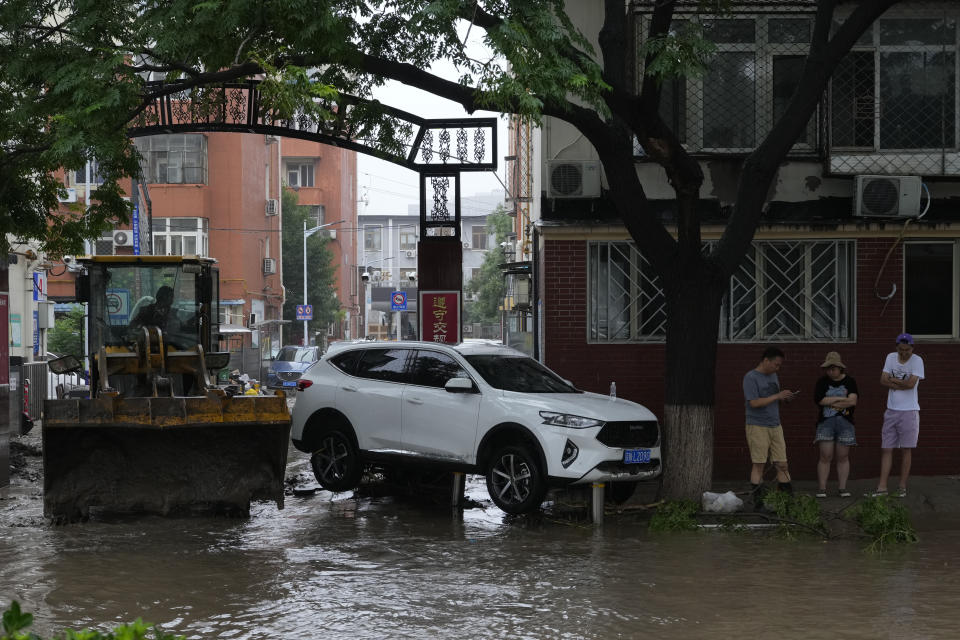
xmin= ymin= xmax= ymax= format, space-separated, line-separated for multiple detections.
xmin=660 ymin=270 xmax=725 ymax=500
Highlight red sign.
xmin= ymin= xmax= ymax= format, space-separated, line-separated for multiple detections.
xmin=418 ymin=291 xmax=460 ymax=343
xmin=0 ymin=293 xmax=8 ymax=385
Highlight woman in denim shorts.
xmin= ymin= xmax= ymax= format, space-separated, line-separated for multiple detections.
xmin=813 ymin=352 xmax=859 ymax=498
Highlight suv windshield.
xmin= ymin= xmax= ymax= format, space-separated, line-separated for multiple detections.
xmin=277 ymin=347 xmax=317 ymax=363
xmin=464 ymin=354 xmax=579 ymax=393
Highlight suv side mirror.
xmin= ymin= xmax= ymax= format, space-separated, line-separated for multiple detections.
xmin=444 ymin=377 xmax=474 ymax=393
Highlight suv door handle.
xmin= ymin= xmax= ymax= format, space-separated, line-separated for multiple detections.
xmin=341 ymin=385 xmax=358 ymax=392
xmin=406 ymin=396 xmax=424 ymax=405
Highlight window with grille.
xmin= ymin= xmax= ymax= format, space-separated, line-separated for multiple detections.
xmin=833 ymin=17 xmax=957 ymax=150
xmin=588 ymin=240 xmax=855 ymax=343
xmin=152 ymin=217 xmax=209 ymax=256
xmin=638 ymin=14 xmax=816 ymax=154
xmin=134 ymin=134 xmax=207 ymax=184
xmin=286 ymin=162 xmax=315 ymax=187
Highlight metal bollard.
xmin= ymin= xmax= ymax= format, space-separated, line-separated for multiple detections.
xmin=591 ymin=482 xmax=605 ymax=524
xmin=451 ymin=472 xmax=466 ymax=510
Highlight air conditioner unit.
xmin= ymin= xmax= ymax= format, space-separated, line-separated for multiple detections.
xmin=262 ymin=257 xmax=277 ymax=275
xmin=853 ymin=175 xmax=922 ymax=218
xmin=320 ymin=229 xmax=336 ymax=240
xmin=462 ymin=241 xmax=471 ymax=249
xmin=58 ymin=188 xmax=77 ymax=203
xmin=546 ymin=160 xmax=601 ymax=198
xmin=405 ymin=250 xmax=417 ymax=258
xmin=113 ymin=230 xmax=134 ymax=247
xmin=265 ymin=199 xmax=279 ymax=216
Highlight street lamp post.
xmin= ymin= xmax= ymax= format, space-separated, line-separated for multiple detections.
xmin=303 ymin=219 xmax=344 ymax=345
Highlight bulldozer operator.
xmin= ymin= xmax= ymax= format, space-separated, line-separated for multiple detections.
xmin=129 ymin=285 xmax=176 ymax=334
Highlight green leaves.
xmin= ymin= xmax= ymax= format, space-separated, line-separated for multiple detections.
xmin=852 ymin=495 xmax=919 ymax=552
xmin=1 ymin=602 xmax=184 ymax=640
xmin=2 ymin=600 xmax=33 ymax=638
xmin=640 ymin=22 xmax=717 ymax=83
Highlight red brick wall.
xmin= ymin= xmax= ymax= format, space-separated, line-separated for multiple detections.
xmin=543 ymin=237 xmax=960 ymax=481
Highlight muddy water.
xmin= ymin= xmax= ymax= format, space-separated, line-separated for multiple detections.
xmin=3 ymin=455 xmax=960 ymax=638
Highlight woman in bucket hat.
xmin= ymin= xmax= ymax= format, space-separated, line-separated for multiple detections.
xmin=813 ymin=351 xmax=859 ymax=498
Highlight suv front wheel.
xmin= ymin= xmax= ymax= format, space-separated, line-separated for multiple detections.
xmin=485 ymin=444 xmax=547 ymax=515
xmin=310 ymin=428 xmax=363 ymax=492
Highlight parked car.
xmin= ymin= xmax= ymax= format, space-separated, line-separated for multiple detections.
xmin=290 ymin=340 xmax=661 ymax=515
xmin=266 ymin=345 xmax=321 ymax=389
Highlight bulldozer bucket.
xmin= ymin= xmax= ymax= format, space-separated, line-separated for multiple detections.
xmin=42 ymin=393 xmax=291 ymax=523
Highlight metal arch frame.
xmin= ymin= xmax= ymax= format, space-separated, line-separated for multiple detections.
xmin=129 ymin=80 xmax=497 ymax=174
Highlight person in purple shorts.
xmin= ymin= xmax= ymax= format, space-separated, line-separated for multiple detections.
xmin=875 ymin=333 xmax=925 ymax=498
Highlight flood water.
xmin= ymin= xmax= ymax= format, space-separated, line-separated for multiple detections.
xmin=4 ymin=450 xmax=960 ymax=639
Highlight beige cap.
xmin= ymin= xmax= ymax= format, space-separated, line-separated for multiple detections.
xmin=820 ymin=351 xmax=845 ymax=369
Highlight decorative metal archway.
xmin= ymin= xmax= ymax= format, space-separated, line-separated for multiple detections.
xmin=129 ymin=79 xmax=498 ymax=339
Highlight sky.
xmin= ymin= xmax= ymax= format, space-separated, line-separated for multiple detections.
xmin=356 ymin=34 xmax=510 ymax=218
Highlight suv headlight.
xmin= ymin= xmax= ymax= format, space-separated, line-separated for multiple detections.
xmin=539 ymin=411 xmax=604 ymax=429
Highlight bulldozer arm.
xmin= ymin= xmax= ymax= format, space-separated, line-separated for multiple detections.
xmin=43 ymin=392 xmax=291 ymax=522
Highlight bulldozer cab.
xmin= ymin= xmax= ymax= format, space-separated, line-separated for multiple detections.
xmin=43 ymin=255 xmax=291 ymax=523
xmin=80 ymin=256 xmax=224 ymax=397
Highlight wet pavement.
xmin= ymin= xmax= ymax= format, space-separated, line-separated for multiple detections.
xmin=4 ymin=427 xmax=960 ymax=638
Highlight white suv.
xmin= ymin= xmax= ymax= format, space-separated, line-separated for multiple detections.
xmin=290 ymin=341 xmax=661 ymax=514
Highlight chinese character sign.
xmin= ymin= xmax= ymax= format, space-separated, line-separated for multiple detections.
xmin=418 ymin=291 xmax=460 ymax=343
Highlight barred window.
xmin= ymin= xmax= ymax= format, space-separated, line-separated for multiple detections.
xmin=134 ymin=134 xmax=207 ymax=184
xmin=588 ymin=240 xmax=855 ymax=343
xmin=640 ymin=15 xmax=816 ymax=154
xmin=828 ymin=8 xmax=959 ymax=175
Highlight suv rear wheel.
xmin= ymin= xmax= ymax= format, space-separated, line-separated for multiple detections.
xmin=310 ymin=428 xmax=362 ymax=492
xmin=485 ymin=444 xmax=546 ymax=515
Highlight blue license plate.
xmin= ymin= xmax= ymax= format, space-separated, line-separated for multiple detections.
xmin=623 ymin=449 xmax=651 ymax=464
xmin=282 ymin=381 xmax=297 ymax=387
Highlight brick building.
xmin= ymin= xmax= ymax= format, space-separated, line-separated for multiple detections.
xmin=534 ymin=1 xmax=960 ymax=480
xmin=48 ymin=133 xmax=357 ymax=353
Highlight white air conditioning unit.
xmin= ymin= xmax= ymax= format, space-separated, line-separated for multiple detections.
xmin=265 ymin=199 xmax=279 ymax=216
xmin=853 ymin=175 xmax=922 ymax=218
xmin=58 ymin=188 xmax=77 ymax=203
xmin=462 ymin=241 xmax=471 ymax=249
xmin=113 ymin=230 xmax=134 ymax=247
xmin=321 ymin=229 xmax=336 ymax=240
xmin=405 ymin=250 xmax=417 ymax=258
xmin=547 ymin=160 xmax=601 ymax=198
xmin=262 ymin=257 xmax=277 ymax=275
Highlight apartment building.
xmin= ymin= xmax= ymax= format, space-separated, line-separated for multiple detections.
xmin=535 ymin=1 xmax=960 ymax=478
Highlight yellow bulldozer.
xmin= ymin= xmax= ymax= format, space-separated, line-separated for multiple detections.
xmin=44 ymin=255 xmax=291 ymax=522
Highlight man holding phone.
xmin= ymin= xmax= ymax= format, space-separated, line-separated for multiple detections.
xmin=744 ymin=346 xmax=798 ymax=502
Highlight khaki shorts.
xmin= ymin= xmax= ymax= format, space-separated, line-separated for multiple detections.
xmin=745 ymin=424 xmax=788 ymax=464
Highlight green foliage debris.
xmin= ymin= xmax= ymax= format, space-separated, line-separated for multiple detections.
xmin=2 ymin=601 xmax=184 ymax=640
xmin=762 ymin=491 xmax=827 ymax=537
xmin=851 ymin=495 xmax=919 ymax=552
xmin=649 ymin=499 xmax=699 ymax=532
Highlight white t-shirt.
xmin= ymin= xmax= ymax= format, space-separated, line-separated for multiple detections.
xmin=883 ymin=352 xmax=925 ymax=411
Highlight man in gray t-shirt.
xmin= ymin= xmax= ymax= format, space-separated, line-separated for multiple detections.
xmin=743 ymin=347 xmax=799 ymax=501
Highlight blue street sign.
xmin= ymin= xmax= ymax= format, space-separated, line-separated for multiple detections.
xmin=132 ymin=204 xmax=141 ymax=255
xmin=390 ymin=291 xmax=407 ymax=311
xmin=296 ymin=304 xmax=313 ymax=321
